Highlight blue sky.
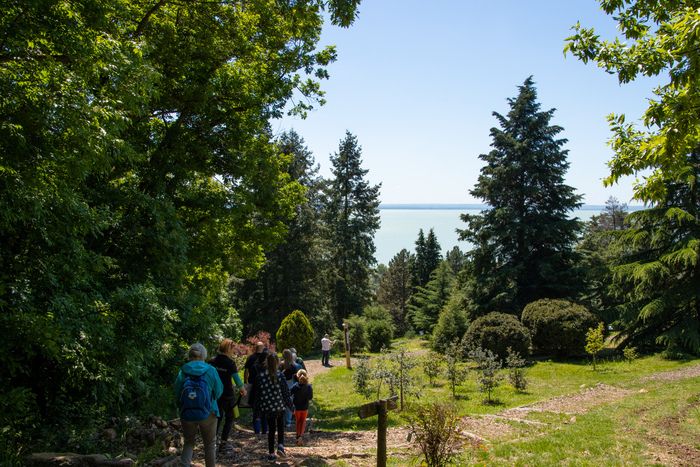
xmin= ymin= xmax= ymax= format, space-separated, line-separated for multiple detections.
xmin=275 ymin=0 xmax=659 ymax=205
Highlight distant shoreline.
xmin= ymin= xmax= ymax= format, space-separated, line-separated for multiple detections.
xmin=379 ymin=203 xmax=643 ymax=211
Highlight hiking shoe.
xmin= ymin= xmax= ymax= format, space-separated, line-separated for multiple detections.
xmin=267 ymin=453 xmax=277 ymax=462
xmin=277 ymin=444 xmax=286 ymax=456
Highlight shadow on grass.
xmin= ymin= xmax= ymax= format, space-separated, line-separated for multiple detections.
xmin=312 ymin=404 xmax=401 ymax=431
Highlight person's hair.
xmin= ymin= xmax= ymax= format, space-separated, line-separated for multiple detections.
xmin=267 ymin=353 xmax=280 ymax=384
xmin=296 ymin=369 xmax=309 ymax=385
xmin=188 ymin=343 xmax=207 ymax=361
xmin=218 ymin=338 xmax=236 ymax=356
xmin=282 ymin=348 xmax=295 ymax=369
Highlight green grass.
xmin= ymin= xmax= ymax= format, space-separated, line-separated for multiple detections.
xmin=308 ymin=337 xmax=700 ymax=465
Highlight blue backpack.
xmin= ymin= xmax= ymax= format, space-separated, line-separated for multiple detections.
xmin=179 ymin=374 xmax=212 ymax=422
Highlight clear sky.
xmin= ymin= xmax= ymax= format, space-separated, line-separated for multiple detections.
xmin=275 ymin=0 xmax=660 ymax=205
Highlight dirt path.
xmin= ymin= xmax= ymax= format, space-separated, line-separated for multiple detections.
xmin=179 ymin=363 xmax=700 ymax=466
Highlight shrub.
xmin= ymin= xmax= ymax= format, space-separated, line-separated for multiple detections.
xmin=352 ymin=357 xmax=374 ymax=399
xmin=444 ymin=341 xmax=468 ymax=399
xmin=431 ymin=296 xmax=469 ymax=354
xmin=423 ymin=351 xmax=443 ymax=386
xmin=623 ymin=346 xmax=638 ymax=364
xmin=505 ymin=347 xmax=527 ymax=392
xmin=364 ymin=306 xmax=395 ymax=352
xmin=276 ymin=310 xmax=314 ymax=355
xmin=463 ymin=312 xmax=530 ymax=360
xmin=521 ymin=299 xmax=598 ymax=357
xmin=408 ymin=402 xmax=463 ymax=467
xmin=339 ymin=315 xmax=368 ymax=353
xmin=585 ymin=322 xmax=605 ymax=370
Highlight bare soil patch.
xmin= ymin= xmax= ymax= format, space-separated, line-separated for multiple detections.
xmin=639 ymin=363 xmax=700 ymax=383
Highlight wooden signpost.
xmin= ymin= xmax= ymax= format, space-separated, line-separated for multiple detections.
xmin=358 ymin=395 xmax=398 ymax=467
xmin=343 ymin=322 xmax=352 ymax=369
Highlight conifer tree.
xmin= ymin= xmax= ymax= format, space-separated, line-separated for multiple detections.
xmin=377 ymin=249 xmax=414 ymax=335
xmin=459 ymin=77 xmax=583 ymax=317
xmin=235 ymin=131 xmax=328 ymax=332
xmin=408 ymin=262 xmax=455 ymax=334
xmin=325 ymin=131 xmax=381 ymax=321
xmin=414 ymin=228 xmax=442 ymax=287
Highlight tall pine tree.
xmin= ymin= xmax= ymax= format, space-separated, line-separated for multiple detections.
xmin=407 ymin=261 xmax=454 ymax=334
xmin=459 ymin=77 xmax=583 ymax=317
xmin=413 ymin=228 xmax=442 ymax=287
xmin=325 ymin=131 xmax=381 ymax=321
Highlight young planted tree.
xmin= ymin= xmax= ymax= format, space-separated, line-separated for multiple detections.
xmin=566 ymin=1 xmax=700 ymax=355
xmin=385 ymin=347 xmax=419 ymax=411
xmin=469 ymin=347 xmax=503 ymax=404
xmin=325 ymin=132 xmax=381 ymax=321
xmin=459 ymin=77 xmax=583 ymax=317
xmin=585 ymin=323 xmax=605 ymax=370
xmin=423 ymin=351 xmax=444 ymax=387
xmin=505 ymin=347 xmax=528 ymax=392
xmin=408 ymin=402 xmax=463 ymax=467
xmin=444 ymin=341 xmax=468 ymax=399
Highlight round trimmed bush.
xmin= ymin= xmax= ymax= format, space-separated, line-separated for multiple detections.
xmin=366 ymin=319 xmax=394 ymax=352
xmin=521 ymin=299 xmax=598 ymax=357
xmin=276 ymin=310 xmax=314 ymax=355
xmin=463 ymin=312 xmax=530 ymax=360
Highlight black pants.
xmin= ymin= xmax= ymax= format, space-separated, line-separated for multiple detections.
xmin=322 ymin=350 xmax=330 ymax=366
xmin=217 ymin=396 xmax=236 ymax=442
xmin=265 ymin=411 xmax=285 ymax=454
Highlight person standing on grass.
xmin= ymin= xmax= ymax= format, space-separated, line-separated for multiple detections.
xmin=210 ymin=338 xmax=246 ymax=454
xmin=321 ymin=334 xmax=334 ymax=367
xmin=174 ymin=343 xmax=223 ymax=467
xmin=291 ymin=369 xmax=313 ymax=446
xmin=250 ymin=352 xmax=294 ymax=462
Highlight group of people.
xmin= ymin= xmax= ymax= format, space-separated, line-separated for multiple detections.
xmin=174 ymin=339 xmax=315 ymax=466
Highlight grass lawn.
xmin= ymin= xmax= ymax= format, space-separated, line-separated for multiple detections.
xmin=308 ymin=337 xmax=700 ymax=465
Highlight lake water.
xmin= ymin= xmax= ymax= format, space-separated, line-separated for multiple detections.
xmin=373 ymin=204 xmax=612 ymax=265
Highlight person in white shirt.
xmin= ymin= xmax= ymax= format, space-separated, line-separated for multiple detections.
xmin=320 ymin=334 xmax=333 ymax=367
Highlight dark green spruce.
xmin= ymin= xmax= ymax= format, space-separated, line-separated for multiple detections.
xmin=459 ymin=77 xmax=583 ymax=317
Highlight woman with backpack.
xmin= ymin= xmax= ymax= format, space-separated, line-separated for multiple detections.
xmin=210 ymin=338 xmax=246 ymax=453
xmin=173 ymin=343 xmax=223 ymax=467
xmin=250 ymin=352 xmax=294 ymax=462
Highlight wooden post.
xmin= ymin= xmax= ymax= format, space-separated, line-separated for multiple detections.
xmin=357 ymin=395 xmax=397 ymax=467
xmin=343 ymin=322 xmax=352 ymax=369
xmin=377 ymin=399 xmax=387 ymax=467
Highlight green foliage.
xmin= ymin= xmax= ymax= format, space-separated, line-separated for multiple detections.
xmin=276 ymin=310 xmax=314 ymax=356
xmin=521 ymin=299 xmax=598 ymax=357
xmin=376 ymin=249 xmax=414 ymax=335
xmin=566 ymin=2 xmax=700 ymax=356
xmin=422 ymin=351 xmax=444 ymax=387
xmin=431 ymin=292 xmax=470 ymax=354
xmin=414 ymin=228 xmax=443 ymax=287
xmin=408 ymin=261 xmax=455 ymax=334
xmin=469 ymin=347 xmax=503 ymax=404
xmin=235 ymin=131 xmax=330 ymax=334
xmin=463 ymin=312 xmax=531 ymax=360
xmin=505 ymin=347 xmax=528 ymax=392
xmin=623 ymin=346 xmax=639 ymax=364
xmin=352 ymin=357 xmax=374 ymax=400
xmin=459 ymin=77 xmax=583 ymax=316
xmin=325 ymin=132 xmax=381 ymax=321
xmin=364 ymin=306 xmax=395 ymax=353
xmin=340 ymin=315 xmax=369 ymax=354
xmin=408 ymin=402 xmax=463 ymax=467
xmin=585 ymin=323 xmax=605 ymax=370
xmin=0 ymin=0 xmax=360 ymax=455
xmin=384 ymin=347 xmax=419 ymax=410
xmin=444 ymin=340 xmax=468 ymax=399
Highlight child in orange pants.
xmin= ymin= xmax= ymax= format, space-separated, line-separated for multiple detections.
xmin=290 ymin=369 xmax=313 ymax=446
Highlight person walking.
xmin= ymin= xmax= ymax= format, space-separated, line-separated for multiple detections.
xmin=174 ymin=343 xmax=223 ymax=467
xmin=250 ymin=352 xmax=294 ymax=462
xmin=291 ymin=369 xmax=313 ymax=446
xmin=321 ymin=334 xmax=334 ymax=367
xmin=210 ymin=338 xmax=246 ymax=454
xmin=280 ymin=349 xmax=301 ymax=428
xmin=246 ymin=347 xmax=269 ymax=436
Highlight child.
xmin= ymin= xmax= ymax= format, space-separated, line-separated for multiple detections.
xmin=290 ymin=369 xmax=313 ymax=446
